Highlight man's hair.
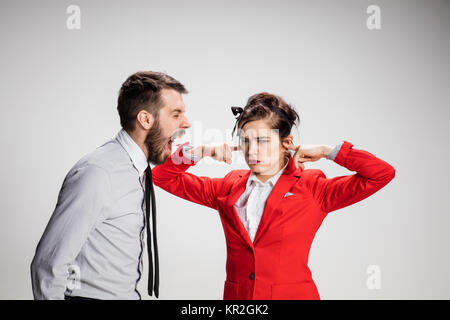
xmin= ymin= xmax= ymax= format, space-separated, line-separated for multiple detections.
xmin=117 ymin=71 xmax=188 ymax=132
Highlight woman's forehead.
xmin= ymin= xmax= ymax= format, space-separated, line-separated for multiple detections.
xmin=239 ymin=128 xmax=280 ymax=138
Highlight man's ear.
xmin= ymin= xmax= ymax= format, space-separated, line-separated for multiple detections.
xmin=136 ymin=110 xmax=154 ymax=130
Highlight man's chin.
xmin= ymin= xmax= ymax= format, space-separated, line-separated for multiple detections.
xmin=151 ymin=151 xmax=170 ymax=166
xmin=160 ymin=152 xmax=170 ymax=164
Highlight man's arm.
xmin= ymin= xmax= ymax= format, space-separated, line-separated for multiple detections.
xmin=30 ymin=165 xmax=111 ymax=300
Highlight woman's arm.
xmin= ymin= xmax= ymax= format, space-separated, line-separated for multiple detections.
xmin=152 ymin=143 xmax=236 ymax=210
xmin=292 ymin=141 xmax=396 ymax=214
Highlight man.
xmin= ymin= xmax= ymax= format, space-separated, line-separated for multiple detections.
xmin=31 ymin=71 xmax=191 ymax=300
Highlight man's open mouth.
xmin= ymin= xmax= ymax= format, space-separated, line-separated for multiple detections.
xmin=166 ymin=129 xmax=186 ymax=153
xmin=165 ymin=138 xmax=173 ymax=153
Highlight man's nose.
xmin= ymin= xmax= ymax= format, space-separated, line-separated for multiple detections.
xmin=181 ymin=116 xmax=191 ymax=129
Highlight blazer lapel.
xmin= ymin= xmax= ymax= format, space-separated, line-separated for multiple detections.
xmin=217 ymin=155 xmax=303 ymax=249
xmin=253 ymin=156 xmax=302 ymax=246
xmin=220 ymin=171 xmax=254 ymax=248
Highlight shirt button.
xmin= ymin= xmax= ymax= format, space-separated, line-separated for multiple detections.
xmin=250 ymin=273 xmax=255 ymax=280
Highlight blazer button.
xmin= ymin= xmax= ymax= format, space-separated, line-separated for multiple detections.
xmin=249 ymin=273 xmax=255 ymax=280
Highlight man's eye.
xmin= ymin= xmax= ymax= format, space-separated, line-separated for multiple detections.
xmin=174 ymin=114 xmax=180 ymax=118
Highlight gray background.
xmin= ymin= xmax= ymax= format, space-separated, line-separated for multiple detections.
xmin=0 ymin=0 xmax=449 ymax=299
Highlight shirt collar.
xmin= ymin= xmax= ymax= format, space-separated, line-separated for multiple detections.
xmin=115 ymin=129 xmax=148 ymax=177
xmin=247 ymin=157 xmax=289 ymax=188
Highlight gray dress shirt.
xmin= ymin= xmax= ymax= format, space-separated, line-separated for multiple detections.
xmin=31 ymin=129 xmax=148 ymax=300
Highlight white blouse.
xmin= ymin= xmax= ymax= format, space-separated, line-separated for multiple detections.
xmin=234 ymin=160 xmax=289 ymax=242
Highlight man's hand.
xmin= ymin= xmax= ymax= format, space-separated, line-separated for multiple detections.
xmin=284 ymin=141 xmax=333 ymax=169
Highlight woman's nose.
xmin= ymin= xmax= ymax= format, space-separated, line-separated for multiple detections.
xmin=248 ymin=142 xmax=258 ymax=155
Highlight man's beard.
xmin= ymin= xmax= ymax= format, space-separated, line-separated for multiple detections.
xmin=144 ymin=118 xmax=171 ymax=165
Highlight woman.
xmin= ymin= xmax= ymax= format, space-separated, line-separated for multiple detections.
xmin=152 ymin=92 xmax=396 ymax=300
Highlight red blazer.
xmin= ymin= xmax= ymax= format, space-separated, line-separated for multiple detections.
xmin=152 ymin=141 xmax=395 ymax=300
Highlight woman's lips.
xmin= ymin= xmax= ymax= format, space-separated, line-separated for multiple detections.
xmin=249 ymin=159 xmax=261 ymax=164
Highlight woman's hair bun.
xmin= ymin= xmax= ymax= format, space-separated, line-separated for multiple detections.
xmin=234 ymin=92 xmax=300 ymax=138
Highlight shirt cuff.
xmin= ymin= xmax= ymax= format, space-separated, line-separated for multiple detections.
xmin=326 ymin=141 xmax=344 ymax=161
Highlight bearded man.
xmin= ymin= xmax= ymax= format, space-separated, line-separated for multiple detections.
xmin=31 ymin=71 xmax=191 ymax=300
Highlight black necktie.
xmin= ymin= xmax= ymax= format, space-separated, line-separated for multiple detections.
xmin=145 ymin=165 xmax=159 ymax=298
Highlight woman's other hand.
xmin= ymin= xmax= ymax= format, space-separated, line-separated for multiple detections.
xmin=284 ymin=141 xmax=333 ymax=169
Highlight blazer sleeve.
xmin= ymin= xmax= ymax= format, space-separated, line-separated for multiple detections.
xmin=152 ymin=144 xmax=228 ymax=210
xmin=306 ymin=141 xmax=396 ymax=214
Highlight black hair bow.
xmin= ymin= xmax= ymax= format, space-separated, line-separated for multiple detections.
xmin=231 ymin=106 xmax=244 ymax=137
xmin=231 ymin=106 xmax=244 ymax=119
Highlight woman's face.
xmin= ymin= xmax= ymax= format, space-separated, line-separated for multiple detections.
xmin=239 ymin=119 xmax=291 ymax=176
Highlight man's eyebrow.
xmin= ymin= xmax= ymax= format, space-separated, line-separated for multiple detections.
xmin=171 ymin=108 xmax=183 ymax=113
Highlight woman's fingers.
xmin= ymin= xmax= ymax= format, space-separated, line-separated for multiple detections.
xmin=222 ymin=145 xmax=240 ymax=164
xmin=296 ymin=162 xmax=305 ymax=169
xmin=223 ymin=144 xmax=233 ymax=164
xmin=292 ymin=147 xmax=304 ymax=163
xmin=203 ymin=144 xmax=239 ymax=164
xmin=224 ymin=144 xmax=241 ymax=164
xmin=213 ymin=144 xmax=224 ymax=162
xmin=284 ymin=141 xmax=299 ymax=151
xmin=211 ymin=144 xmax=235 ymax=164
xmin=294 ymin=150 xmax=322 ymax=163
